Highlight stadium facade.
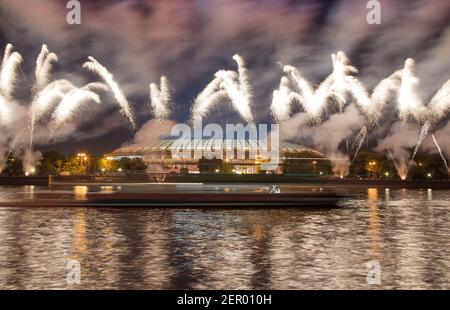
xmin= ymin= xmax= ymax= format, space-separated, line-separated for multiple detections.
xmin=107 ymin=138 xmax=330 ymax=175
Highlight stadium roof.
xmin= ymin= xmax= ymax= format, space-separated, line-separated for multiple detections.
xmin=109 ymin=138 xmax=325 ymax=158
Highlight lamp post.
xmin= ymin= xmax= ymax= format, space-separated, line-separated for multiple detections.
xmin=77 ymin=153 xmax=88 ymax=175
xmin=368 ymin=161 xmax=377 ymax=179
xmin=312 ymin=160 xmax=317 ymax=176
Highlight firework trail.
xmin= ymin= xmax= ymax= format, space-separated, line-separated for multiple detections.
xmin=191 ymin=77 xmax=228 ymax=121
xmin=30 ymin=80 xmax=74 ymax=144
xmin=270 ymin=76 xmax=302 ymax=122
xmin=215 ymin=68 xmax=254 ymax=123
xmin=330 ymin=51 xmax=403 ymax=124
xmin=0 ymin=44 xmax=23 ymax=126
xmin=280 ymin=65 xmax=338 ymax=122
xmin=2 ymin=44 xmax=13 ymax=69
xmin=51 ymin=82 xmax=108 ymax=129
xmin=28 ymin=45 xmax=61 ymax=151
xmin=432 ymin=134 xmax=450 ymax=173
xmin=33 ymin=44 xmax=58 ymax=93
xmin=232 ymin=54 xmax=253 ymax=112
xmin=83 ymin=56 xmax=136 ymax=130
xmin=191 ymin=55 xmax=254 ymax=123
xmin=405 ymin=121 xmax=431 ymax=178
xmin=0 ymin=43 xmax=23 ymax=101
xmin=351 ymin=126 xmax=367 ymax=162
xmin=0 ymin=96 xmax=11 ymax=126
xmin=398 ymin=59 xmax=427 ymax=123
xmin=150 ymin=76 xmax=172 ymax=120
xmin=271 ymin=51 xmax=366 ymax=124
xmin=330 ymin=51 xmax=358 ymax=98
xmin=429 ymin=80 xmax=450 ymax=123
xmin=387 ymin=148 xmax=405 ymax=179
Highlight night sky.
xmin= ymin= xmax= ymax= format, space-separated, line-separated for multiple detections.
xmin=0 ymin=0 xmax=449 ymax=155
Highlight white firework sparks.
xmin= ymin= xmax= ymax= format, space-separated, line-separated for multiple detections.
xmin=83 ymin=56 xmax=136 ymax=130
xmin=0 ymin=44 xmax=23 ymax=100
xmin=215 ymin=68 xmax=254 ymax=123
xmin=270 ymin=76 xmax=301 ymax=122
xmin=0 ymin=44 xmax=23 ymax=126
xmin=191 ymin=55 xmax=254 ymax=123
xmin=428 ymin=79 xmax=450 ymax=123
xmin=51 ymin=82 xmax=108 ymax=129
xmin=398 ymin=58 xmax=427 ymax=122
xmin=191 ymin=77 xmax=228 ymax=120
xmin=34 ymin=44 xmax=58 ymax=93
xmin=31 ymin=79 xmax=74 ymax=126
xmin=150 ymin=76 xmax=172 ymax=120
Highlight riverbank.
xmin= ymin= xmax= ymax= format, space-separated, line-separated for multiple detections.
xmin=0 ymin=175 xmax=449 ymax=189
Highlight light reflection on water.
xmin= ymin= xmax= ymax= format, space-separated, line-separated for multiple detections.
xmin=0 ymin=185 xmax=449 ymax=289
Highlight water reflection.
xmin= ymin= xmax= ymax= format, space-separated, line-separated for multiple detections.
xmin=427 ymin=189 xmax=433 ymax=201
xmin=74 ymin=186 xmax=88 ymax=201
xmin=71 ymin=208 xmax=87 ymax=256
xmin=0 ymin=186 xmax=449 ymax=289
xmin=367 ymin=188 xmax=381 ymax=260
xmin=100 ymin=186 xmax=114 ymax=194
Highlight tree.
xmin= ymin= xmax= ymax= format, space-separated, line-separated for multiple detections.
xmin=410 ymin=153 xmax=449 ymax=180
xmin=350 ymin=151 xmax=398 ymax=179
xmin=116 ymin=157 xmax=147 ymax=172
xmin=282 ymin=151 xmax=332 ymax=175
xmin=60 ymin=153 xmax=91 ymax=175
xmin=98 ymin=157 xmax=118 ymax=173
xmin=198 ymin=156 xmax=223 ymax=173
xmin=1 ymin=155 xmax=24 ymax=176
xmin=36 ymin=151 xmax=65 ymax=176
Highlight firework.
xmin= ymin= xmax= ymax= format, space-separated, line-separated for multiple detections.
xmin=83 ymin=56 xmax=136 ymax=130
xmin=150 ymin=76 xmax=172 ymax=120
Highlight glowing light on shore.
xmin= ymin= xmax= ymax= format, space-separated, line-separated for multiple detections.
xmin=83 ymin=56 xmax=136 ymax=130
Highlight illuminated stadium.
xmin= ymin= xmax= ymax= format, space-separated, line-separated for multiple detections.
xmin=107 ymin=139 xmax=331 ymax=175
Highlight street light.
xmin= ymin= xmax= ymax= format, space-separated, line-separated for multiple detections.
xmin=312 ymin=160 xmax=317 ymax=176
xmin=77 ymin=153 xmax=88 ymax=166
xmin=368 ymin=161 xmax=377 ymax=179
xmin=77 ymin=153 xmax=88 ymax=175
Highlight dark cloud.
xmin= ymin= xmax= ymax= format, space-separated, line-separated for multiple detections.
xmin=0 ymin=0 xmax=449 ymax=155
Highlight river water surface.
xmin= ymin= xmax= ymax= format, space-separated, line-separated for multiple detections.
xmin=0 ymin=184 xmax=449 ymax=289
